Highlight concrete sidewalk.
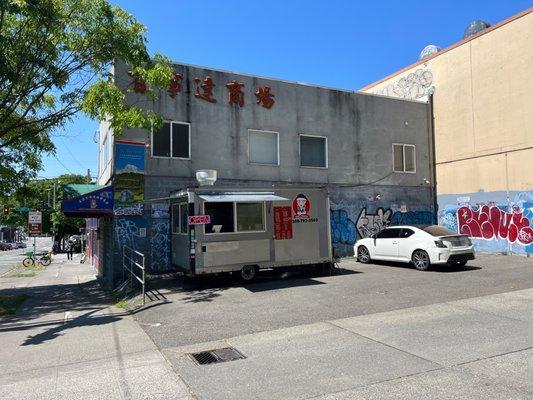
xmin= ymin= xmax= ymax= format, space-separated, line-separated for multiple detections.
xmin=0 ymin=254 xmax=193 ymax=400
xmin=162 ymin=288 xmax=533 ymax=400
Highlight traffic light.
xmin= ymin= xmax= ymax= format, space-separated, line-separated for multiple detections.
xmin=2 ymin=205 xmax=9 ymax=215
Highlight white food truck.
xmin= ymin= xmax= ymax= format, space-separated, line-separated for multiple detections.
xmin=169 ymin=185 xmax=333 ymax=281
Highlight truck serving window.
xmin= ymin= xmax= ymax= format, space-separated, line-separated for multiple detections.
xmin=236 ymin=202 xmax=265 ymax=232
xmin=204 ymin=202 xmax=234 ymax=233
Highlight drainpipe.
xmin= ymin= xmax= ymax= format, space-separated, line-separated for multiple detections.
xmin=428 ymin=93 xmax=438 ymax=224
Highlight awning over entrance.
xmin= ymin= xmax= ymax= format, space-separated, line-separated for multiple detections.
xmin=61 ymin=185 xmax=114 ymax=217
xmin=198 ymin=192 xmax=289 ymax=202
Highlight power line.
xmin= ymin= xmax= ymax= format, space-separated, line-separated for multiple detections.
xmin=53 ymin=154 xmax=74 ymax=174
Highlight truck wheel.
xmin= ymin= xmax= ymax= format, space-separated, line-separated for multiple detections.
xmin=240 ymin=265 xmax=258 ymax=282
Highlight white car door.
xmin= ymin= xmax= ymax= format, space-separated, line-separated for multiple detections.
xmin=397 ymin=228 xmax=416 ymax=261
xmin=373 ymin=228 xmax=401 ymax=260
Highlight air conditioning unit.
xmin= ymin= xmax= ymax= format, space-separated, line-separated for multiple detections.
xmin=196 ymin=169 xmax=217 ymax=186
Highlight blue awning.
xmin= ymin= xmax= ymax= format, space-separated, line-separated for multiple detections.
xmin=61 ymin=185 xmax=114 ymax=217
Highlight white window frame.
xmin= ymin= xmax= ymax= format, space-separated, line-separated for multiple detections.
xmin=247 ymin=129 xmax=280 ymax=166
xmin=299 ymin=134 xmax=328 ymax=169
xmin=392 ymin=143 xmax=416 ymax=174
xmin=151 ymin=121 xmax=191 ymax=160
xmin=202 ymin=201 xmax=267 ymax=235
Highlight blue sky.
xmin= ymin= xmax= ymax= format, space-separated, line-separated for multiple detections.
xmin=39 ymin=0 xmax=531 ymax=179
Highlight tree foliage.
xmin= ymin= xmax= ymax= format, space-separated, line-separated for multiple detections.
xmin=1 ymin=174 xmax=88 ymax=236
xmin=0 ymin=0 xmax=173 ymax=194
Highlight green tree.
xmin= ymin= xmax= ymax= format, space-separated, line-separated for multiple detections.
xmin=0 ymin=0 xmax=173 ymax=195
xmin=0 ymin=174 xmax=88 ymax=238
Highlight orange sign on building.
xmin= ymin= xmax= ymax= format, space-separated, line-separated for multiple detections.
xmin=255 ymin=86 xmax=275 ymax=109
xmin=226 ymin=81 xmax=245 ymax=107
xmin=194 ymin=76 xmax=217 ymax=103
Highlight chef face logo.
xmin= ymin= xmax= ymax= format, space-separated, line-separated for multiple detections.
xmin=292 ymin=194 xmax=311 ymax=218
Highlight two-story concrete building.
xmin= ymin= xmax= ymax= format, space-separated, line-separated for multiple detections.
xmin=90 ymin=61 xmax=436 ymax=288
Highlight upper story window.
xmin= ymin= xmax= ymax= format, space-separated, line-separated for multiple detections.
xmin=152 ymin=121 xmax=190 ymax=159
xmin=393 ymin=143 xmax=416 ymax=173
xmin=248 ymin=129 xmax=279 ymax=165
xmin=300 ymin=135 xmax=328 ymax=168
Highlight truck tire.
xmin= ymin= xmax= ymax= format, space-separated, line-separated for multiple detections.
xmin=240 ymin=265 xmax=258 ymax=282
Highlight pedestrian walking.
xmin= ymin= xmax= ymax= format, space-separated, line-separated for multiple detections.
xmin=66 ymin=240 xmax=74 ymax=260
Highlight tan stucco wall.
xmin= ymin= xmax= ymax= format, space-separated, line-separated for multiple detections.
xmin=362 ymin=10 xmax=533 ymax=195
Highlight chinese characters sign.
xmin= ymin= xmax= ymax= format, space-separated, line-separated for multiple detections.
xmin=130 ymin=71 xmax=275 ymax=109
xmin=274 ymin=206 xmax=293 ymax=240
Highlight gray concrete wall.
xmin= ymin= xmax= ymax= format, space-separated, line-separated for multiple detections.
xmin=97 ymin=62 xmax=436 ymax=288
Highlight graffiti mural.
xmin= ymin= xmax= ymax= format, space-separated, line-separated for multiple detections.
xmin=439 ymin=191 xmax=533 ymax=255
xmin=331 ymin=210 xmax=357 ymax=245
xmin=457 ymin=205 xmax=533 ymax=245
xmin=373 ymin=68 xmax=435 ymax=100
xmin=356 ymin=207 xmax=392 ymax=238
xmin=114 ymin=217 xmax=147 ymax=254
xmin=390 ymin=211 xmax=434 ymax=225
xmin=151 ymin=220 xmax=170 ymax=270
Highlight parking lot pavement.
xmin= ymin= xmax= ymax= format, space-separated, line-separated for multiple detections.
xmin=136 ymin=253 xmax=533 ymax=349
xmin=162 ymin=288 xmax=533 ymax=400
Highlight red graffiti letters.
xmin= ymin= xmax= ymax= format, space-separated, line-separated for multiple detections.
xmin=457 ymin=205 xmax=533 ymax=245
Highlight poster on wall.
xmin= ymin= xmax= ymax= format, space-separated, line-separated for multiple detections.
xmin=114 ymin=140 xmax=145 ymax=216
xmin=151 ymin=203 xmax=169 ymax=219
xmin=274 ymin=206 xmax=293 ymax=240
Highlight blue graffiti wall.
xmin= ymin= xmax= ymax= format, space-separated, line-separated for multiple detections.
xmin=438 ymin=190 xmax=533 ymax=255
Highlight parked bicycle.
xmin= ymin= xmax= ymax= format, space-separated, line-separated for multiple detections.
xmin=22 ymin=250 xmax=52 ymax=267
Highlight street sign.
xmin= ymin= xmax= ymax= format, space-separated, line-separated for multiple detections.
xmin=188 ymin=215 xmax=211 ymax=225
xmin=28 ymin=211 xmax=42 ymax=236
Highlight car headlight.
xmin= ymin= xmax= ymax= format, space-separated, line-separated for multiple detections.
xmin=434 ymin=240 xmax=447 ymax=248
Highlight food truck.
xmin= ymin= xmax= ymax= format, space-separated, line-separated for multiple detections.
xmin=169 ymin=185 xmax=332 ymax=281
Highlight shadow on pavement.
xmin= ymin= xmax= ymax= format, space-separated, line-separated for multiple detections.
xmin=366 ymin=260 xmax=482 ymax=273
xmin=144 ymin=266 xmax=362 ymax=303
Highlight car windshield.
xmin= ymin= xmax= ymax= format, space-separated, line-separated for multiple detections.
xmin=423 ymin=225 xmax=457 ymax=237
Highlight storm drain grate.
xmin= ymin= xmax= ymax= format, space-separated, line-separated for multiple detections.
xmin=189 ymin=347 xmax=246 ymax=365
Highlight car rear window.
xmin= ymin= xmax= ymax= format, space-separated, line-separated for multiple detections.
xmin=423 ymin=225 xmax=457 ymax=236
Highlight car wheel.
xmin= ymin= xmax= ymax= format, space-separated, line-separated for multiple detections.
xmin=240 ymin=265 xmax=258 ymax=282
xmin=357 ymin=246 xmax=371 ymax=263
xmin=412 ymin=250 xmax=430 ymax=271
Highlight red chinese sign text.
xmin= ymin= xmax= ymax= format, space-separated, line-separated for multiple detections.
xmin=226 ymin=81 xmax=245 ymax=107
xmin=128 ymin=71 xmax=147 ymax=94
xmin=194 ymin=76 xmax=217 ymax=103
xmin=255 ymin=86 xmax=275 ymax=109
xmin=167 ymin=71 xmax=183 ymax=98
xmin=274 ymin=206 xmax=293 ymax=240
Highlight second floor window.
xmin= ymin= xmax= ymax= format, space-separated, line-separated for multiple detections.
xmin=249 ymin=129 xmax=279 ymax=165
xmin=300 ymin=135 xmax=328 ymax=168
xmin=393 ymin=144 xmax=416 ymax=173
xmin=152 ymin=121 xmax=190 ymax=159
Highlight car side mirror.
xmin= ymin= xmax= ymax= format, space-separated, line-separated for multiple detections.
xmin=371 ymin=233 xmax=377 ymax=239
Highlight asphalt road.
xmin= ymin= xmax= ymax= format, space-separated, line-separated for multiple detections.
xmin=136 ymin=253 xmax=533 ymax=349
xmin=0 ymin=237 xmax=52 ymax=276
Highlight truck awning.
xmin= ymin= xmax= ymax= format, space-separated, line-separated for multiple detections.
xmin=199 ymin=192 xmax=289 ymax=202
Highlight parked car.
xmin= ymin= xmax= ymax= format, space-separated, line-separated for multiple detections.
xmin=16 ymin=242 xmax=27 ymax=248
xmin=354 ymin=225 xmax=475 ymax=271
xmin=0 ymin=241 xmax=14 ymax=251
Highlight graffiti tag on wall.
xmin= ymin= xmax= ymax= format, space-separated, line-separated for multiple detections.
xmin=457 ymin=205 xmax=533 ymax=245
xmin=331 ymin=210 xmax=357 ymax=245
xmin=150 ymin=220 xmax=170 ymax=270
xmin=373 ymin=68 xmax=435 ymax=100
xmin=356 ymin=208 xmax=392 ymax=238
xmin=390 ymin=211 xmax=434 ymax=225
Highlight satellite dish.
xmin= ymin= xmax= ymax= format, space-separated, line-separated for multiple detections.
xmin=196 ymin=169 xmax=217 ymax=186
xmin=419 ymin=45 xmax=441 ymax=60
xmin=464 ymin=20 xmax=491 ymax=38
